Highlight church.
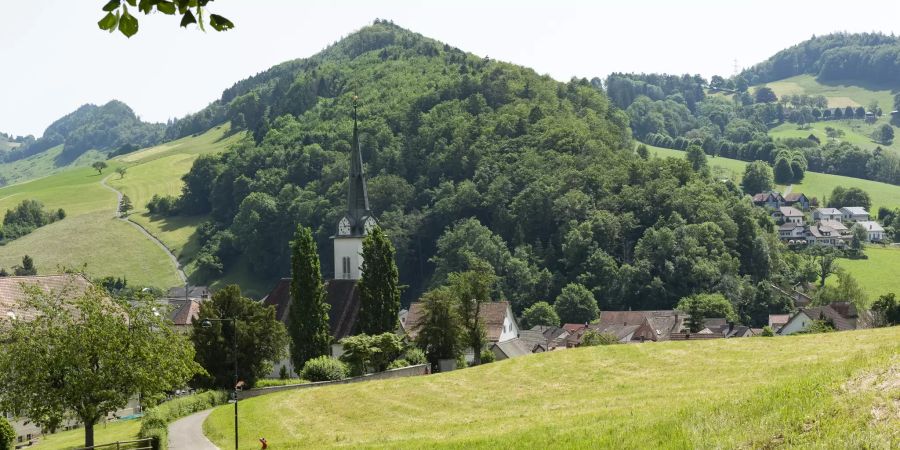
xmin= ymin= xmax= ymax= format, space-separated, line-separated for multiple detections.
xmin=262 ymin=107 xmax=377 ymax=376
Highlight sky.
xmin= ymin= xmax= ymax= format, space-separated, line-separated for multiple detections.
xmin=2 ymin=0 xmax=899 ymax=137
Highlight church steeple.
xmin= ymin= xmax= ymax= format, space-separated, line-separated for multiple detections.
xmin=345 ymin=99 xmax=372 ymax=235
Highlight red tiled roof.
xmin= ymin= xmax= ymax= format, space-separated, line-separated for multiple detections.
xmin=404 ymin=301 xmax=512 ymax=342
xmin=261 ymin=278 xmax=362 ymax=340
xmin=168 ymin=299 xmax=201 ymax=326
xmin=0 ymin=274 xmax=92 ymax=322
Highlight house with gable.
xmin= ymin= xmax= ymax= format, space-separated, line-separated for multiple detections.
xmin=812 ymin=207 xmax=842 ymax=222
xmin=783 ymin=193 xmax=810 ymax=210
xmin=840 ymin=207 xmax=870 ymax=222
xmin=855 ymin=221 xmax=885 ymax=242
xmin=403 ymin=301 xmax=519 ymax=362
xmin=752 ymin=192 xmax=785 ymax=209
xmin=773 ymin=206 xmax=804 ymax=225
xmin=777 ymin=302 xmax=871 ymax=335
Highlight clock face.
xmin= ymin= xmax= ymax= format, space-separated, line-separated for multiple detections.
xmin=338 ymin=217 xmax=351 ymax=236
xmin=364 ymin=216 xmax=377 ymax=234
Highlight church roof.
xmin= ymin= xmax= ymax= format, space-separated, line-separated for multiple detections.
xmin=345 ymin=104 xmax=372 ymax=236
xmin=261 ymin=278 xmax=362 ymax=340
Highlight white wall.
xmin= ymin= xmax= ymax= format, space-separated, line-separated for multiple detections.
xmin=778 ymin=312 xmax=812 ymax=335
xmin=333 ymin=237 xmax=364 ymax=280
xmin=498 ymin=306 xmax=519 ymax=343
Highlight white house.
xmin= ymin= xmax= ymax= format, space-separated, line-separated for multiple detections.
xmin=840 ymin=207 xmax=870 ymax=222
xmin=776 ymin=206 xmax=804 ymax=225
xmin=778 ymin=303 xmax=869 ymax=335
xmin=403 ymin=301 xmax=519 ymax=364
xmin=855 ymin=221 xmax=885 ymax=242
xmin=806 ymin=223 xmax=850 ymax=248
xmin=779 ymin=222 xmax=805 ymax=241
xmin=812 ymin=207 xmax=842 ymax=222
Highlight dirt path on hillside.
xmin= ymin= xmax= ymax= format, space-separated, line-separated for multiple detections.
xmin=100 ymin=175 xmax=187 ymax=283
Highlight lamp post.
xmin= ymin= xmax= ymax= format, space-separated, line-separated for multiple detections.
xmin=200 ymin=317 xmax=239 ymax=450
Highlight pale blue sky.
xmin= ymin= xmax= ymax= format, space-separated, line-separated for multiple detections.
xmin=2 ymin=0 xmax=899 ymax=136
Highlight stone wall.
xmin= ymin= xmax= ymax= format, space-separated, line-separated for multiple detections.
xmin=240 ymin=364 xmax=429 ymax=400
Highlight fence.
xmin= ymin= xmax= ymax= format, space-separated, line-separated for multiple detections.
xmin=77 ymin=437 xmax=153 ymax=450
xmin=240 ymin=364 xmax=429 ymax=400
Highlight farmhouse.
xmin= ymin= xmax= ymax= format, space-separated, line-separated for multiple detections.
xmin=840 ymin=207 xmax=870 ymax=222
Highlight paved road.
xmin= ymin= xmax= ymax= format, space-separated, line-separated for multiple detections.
xmin=99 ymin=175 xmax=187 ymax=283
xmin=168 ymin=409 xmax=219 ymax=450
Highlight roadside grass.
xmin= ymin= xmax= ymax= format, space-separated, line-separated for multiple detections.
xmin=30 ymin=419 xmax=140 ymax=450
xmin=0 ymin=126 xmax=243 ymax=287
xmin=203 ymin=327 xmax=900 ymax=449
xmin=829 ymin=246 xmax=900 ymax=302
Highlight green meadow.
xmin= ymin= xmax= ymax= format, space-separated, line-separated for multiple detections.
xmin=0 ymin=145 xmax=108 ymax=187
xmin=204 ymin=327 xmax=900 ymax=449
xmin=0 ymin=125 xmax=244 ymax=288
xmin=830 ymin=246 xmax=900 ymax=302
xmin=30 ymin=419 xmax=140 ymax=450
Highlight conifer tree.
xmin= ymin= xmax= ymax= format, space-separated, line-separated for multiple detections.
xmin=357 ymin=227 xmax=401 ymax=335
xmin=288 ymin=226 xmax=331 ymax=372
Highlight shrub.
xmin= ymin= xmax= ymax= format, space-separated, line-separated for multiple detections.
xmin=581 ymin=330 xmax=620 ymax=346
xmin=760 ymin=326 xmax=775 ymax=337
xmin=404 ymin=348 xmax=427 ymax=366
xmin=479 ymin=349 xmax=495 ymax=364
xmin=301 ymin=356 xmax=349 ymax=382
xmin=279 ymin=365 xmax=289 ymax=380
xmin=0 ymin=416 xmax=14 ymax=450
xmin=387 ymin=359 xmax=409 ymax=370
xmin=255 ymin=378 xmax=308 ymax=388
xmin=138 ymin=390 xmax=229 ymax=450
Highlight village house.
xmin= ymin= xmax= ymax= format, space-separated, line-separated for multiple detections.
xmin=752 ymin=192 xmax=785 ymax=209
xmin=840 ymin=207 xmax=870 ymax=222
xmin=777 ymin=302 xmax=871 ymax=335
xmin=779 ymin=222 xmax=806 ymax=241
xmin=812 ymin=207 xmax=842 ymax=222
xmin=768 ymin=314 xmax=790 ymax=333
xmin=774 ymin=206 xmax=804 ymax=225
xmin=855 ymin=220 xmax=885 ymax=242
xmin=166 ymin=285 xmax=210 ymax=302
xmin=782 ymin=193 xmax=810 ymax=210
xmin=806 ymin=222 xmax=851 ymax=248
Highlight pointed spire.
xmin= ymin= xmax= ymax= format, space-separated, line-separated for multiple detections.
xmin=346 ymin=97 xmax=371 ymax=233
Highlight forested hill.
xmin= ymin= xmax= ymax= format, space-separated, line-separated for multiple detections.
xmin=169 ymin=21 xmax=797 ymax=326
xmin=2 ymin=100 xmax=166 ymax=165
xmin=740 ymin=32 xmax=900 ymax=86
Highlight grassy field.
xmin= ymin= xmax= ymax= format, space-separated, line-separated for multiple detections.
xmin=770 ymin=120 xmax=900 ymax=154
xmin=0 ymin=125 xmax=243 ymax=288
xmin=0 ymin=145 xmax=108 ymax=187
xmin=647 ymin=144 xmax=900 ymax=211
xmin=830 ymin=246 xmax=900 ymax=302
xmin=31 ymin=419 xmax=140 ymax=450
xmin=204 ymin=327 xmax=900 ymax=449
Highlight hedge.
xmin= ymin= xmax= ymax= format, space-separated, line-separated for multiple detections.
xmin=138 ymin=390 xmax=229 ymax=450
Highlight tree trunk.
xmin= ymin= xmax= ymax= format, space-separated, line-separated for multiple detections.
xmin=84 ymin=420 xmax=95 ymax=449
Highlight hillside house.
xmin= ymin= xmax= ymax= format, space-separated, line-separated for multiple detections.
xmin=404 ymin=301 xmax=519 ymax=361
xmin=752 ymin=192 xmax=785 ymax=209
xmin=768 ymin=314 xmax=790 ymax=332
xmin=774 ymin=206 xmax=804 ymax=225
xmin=806 ymin=223 xmax=850 ymax=247
xmin=855 ymin=221 xmax=885 ymax=242
xmin=777 ymin=302 xmax=871 ymax=335
xmin=491 ymin=337 xmax=546 ymax=361
xmin=840 ymin=207 xmax=870 ymax=222
xmin=165 ymin=298 xmax=202 ymax=332
xmin=779 ymin=223 xmax=805 ymax=241
xmin=818 ymin=220 xmax=848 ymax=234
xmin=783 ymin=193 xmax=810 ymax=210
xmin=812 ymin=207 xmax=842 ymax=222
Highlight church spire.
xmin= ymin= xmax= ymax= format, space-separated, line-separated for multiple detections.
xmin=347 ymin=98 xmax=371 ymax=231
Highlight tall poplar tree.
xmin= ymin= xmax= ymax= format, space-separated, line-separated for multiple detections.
xmin=288 ymin=225 xmax=331 ymax=371
xmin=357 ymin=227 xmax=401 ymax=335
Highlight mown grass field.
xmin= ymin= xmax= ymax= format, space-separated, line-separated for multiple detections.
xmin=204 ymin=327 xmax=900 ymax=449
xmin=30 ymin=419 xmax=140 ymax=450
xmin=0 ymin=145 xmax=108 ymax=187
xmin=0 ymin=125 xmax=243 ymax=288
xmin=829 ymin=246 xmax=900 ymax=302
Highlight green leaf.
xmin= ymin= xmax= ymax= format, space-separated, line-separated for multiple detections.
xmin=118 ymin=7 xmax=139 ymax=38
xmin=179 ymin=10 xmax=197 ymax=28
xmin=209 ymin=14 xmax=234 ymax=32
xmin=125 ymin=0 xmax=137 ymax=6
xmin=175 ymin=0 xmax=190 ymax=14
xmin=98 ymin=12 xmax=118 ymax=31
xmin=102 ymin=0 xmax=121 ymax=12
xmin=138 ymin=0 xmax=154 ymax=14
xmin=156 ymin=1 xmax=176 ymax=14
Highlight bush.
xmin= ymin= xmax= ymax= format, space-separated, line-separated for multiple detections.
xmin=278 ymin=365 xmax=289 ymax=380
xmin=581 ymin=330 xmax=620 ymax=346
xmin=138 ymin=390 xmax=229 ymax=450
xmin=146 ymin=194 xmax=180 ymax=216
xmin=387 ymin=359 xmax=409 ymax=370
xmin=301 ymin=356 xmax=349 ymax=382
xmin=255 ymin=378 xmax=308 ymax=388
xmin=760 ymin=326 xmax=775 ymax=337
xmin=404 ymin=348 xmax=427 ymax=366
xmin=479 ymin=349 xmax=495 ymax=364
xmin=0 ymin=416 xmax=14 ymax=450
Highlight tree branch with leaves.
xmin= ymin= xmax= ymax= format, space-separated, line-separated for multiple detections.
xmin=98 ymin=0 xmax=234 ymax=38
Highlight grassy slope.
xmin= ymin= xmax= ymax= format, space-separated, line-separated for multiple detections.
xmin=764 ymin=74 xmax=899 ymax=154
xmin=0 ymin=126 xmax=242 ymax=288
xmin=828 ymin=247 xmax=900 ymax=301
xmin=204 ymin=327 xmax=900 ymax=449
xmin=0 ymin=145 xmax=107 ymax=187
xmin=31 ymin=419 xmax=140 ymax=450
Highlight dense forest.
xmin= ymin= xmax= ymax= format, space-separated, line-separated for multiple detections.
xmin=740 ymin=32 xmax=900 ymax=85
xmin=2 ymin=101 xmax=166 ymax=164
xmin=157 ymin=21 xmax=809 ymax=327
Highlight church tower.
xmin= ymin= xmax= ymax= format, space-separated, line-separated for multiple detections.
xmin=333 ymin=102 xmax=376 ymax=280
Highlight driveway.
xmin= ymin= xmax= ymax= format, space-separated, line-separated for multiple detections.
xmin=168 ymin=409 xmax=219 ymax=450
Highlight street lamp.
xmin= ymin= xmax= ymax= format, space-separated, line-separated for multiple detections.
xmin=201 ymin=317 xmax=239 ymax=450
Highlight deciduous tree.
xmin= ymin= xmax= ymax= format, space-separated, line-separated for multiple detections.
xmin=677 ymin=293 xmax=738 ymax=332
xmin=554 ymin=283 xmax=598 ymax=324
xmin=741 ymin=160 xmax=774 ymax=194
xmin=92 ymin=161 xmax=108 ymax=174
xmin=520 ymin=301 xmax=559 ymax=329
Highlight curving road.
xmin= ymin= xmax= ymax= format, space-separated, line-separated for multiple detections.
xmin=168 ymin=410 xmax=219 ymax=450
xmin=99 ymin=175 xmax=187 ymax=283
